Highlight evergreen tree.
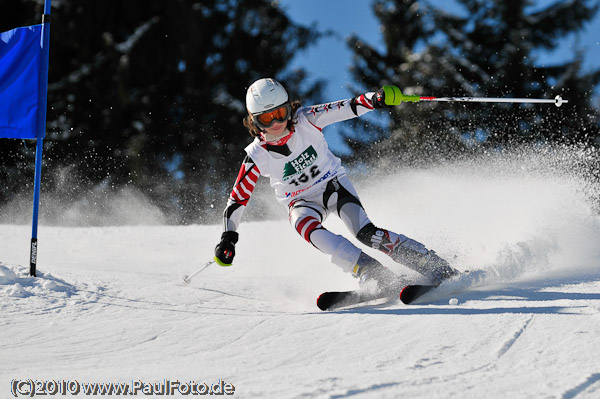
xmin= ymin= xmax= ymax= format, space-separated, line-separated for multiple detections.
xmin=345 ymin=0 xmax=469 ymax=167
xmin=346 ymin=0 xmax=600 ymax=166
xmin=0 ymin=0 xmax=323 ymax=223
xmin=429 ymin=0 xmax=600 ymax=147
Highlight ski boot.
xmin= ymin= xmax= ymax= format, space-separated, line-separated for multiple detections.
xmin=352 ymin=252 xmax=405 ymax=293
xmin=419 ymin=250 xmax=459 ymax=284
xmin=393 ymin=239 xmax=459 ymax=284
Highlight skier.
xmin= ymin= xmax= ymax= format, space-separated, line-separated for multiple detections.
xmin=214 ymin=78 xmax=457 ymax=294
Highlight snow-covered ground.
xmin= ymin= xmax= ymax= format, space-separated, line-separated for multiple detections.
xmin=2 ymin=148 xmax=600 ymax=398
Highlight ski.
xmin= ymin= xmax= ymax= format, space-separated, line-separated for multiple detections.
xmin=317 ymin=289 xmax=391 ymax=311
xmin=399 ymin=284 xmax=439 ymax=304
xmin=399 ymin=270 xmax=489 ymax=304
xmin=319 ymin=270 xmax=488 ymax=310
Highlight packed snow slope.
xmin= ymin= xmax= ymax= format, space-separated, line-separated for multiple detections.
xmin=2 ymin=147 xmax=600 ymax=399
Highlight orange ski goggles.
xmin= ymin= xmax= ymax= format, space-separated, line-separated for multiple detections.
xmin=253 ymin=103 xmax=291 ymax=129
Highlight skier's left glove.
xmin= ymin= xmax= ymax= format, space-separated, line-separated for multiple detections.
xmin=214 ymin=231 xmax=238 ymax=266
xmin=371 ymin=85 xmax=403 ymax=108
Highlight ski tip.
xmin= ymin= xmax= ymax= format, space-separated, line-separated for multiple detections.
xmin=399 ymin=284 xmax=439 ymax=304
xmin=399 ymin=285 xmax=416 ymax=304
xmin=317 ymin=291 xmax=348 ymax=311
xmin=399 ymin=285 xmax=411 ymax=302
xmin=316 ymin=292 xmax=330 ymax=311
xmin=399 ymin=285 xmax=407 ymax=297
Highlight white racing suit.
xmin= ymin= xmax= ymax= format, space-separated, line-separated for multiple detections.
xmin=223 ymin=93 xmax=453 ymax=282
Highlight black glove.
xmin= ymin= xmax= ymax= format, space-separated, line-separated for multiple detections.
xmin=214 ymin=231 xmax=239 ymax=266
xmin=371 ymin=85 xmax=403 ymax=108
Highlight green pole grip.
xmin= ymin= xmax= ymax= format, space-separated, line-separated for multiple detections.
xmin=383 ymin=85 xmax=420 ymax=104
xmin=214 ymin=255 xmax=233 ymax=267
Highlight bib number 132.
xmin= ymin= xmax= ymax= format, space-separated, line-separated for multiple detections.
xmin=289 ymin=165 xmax=321 ymax=186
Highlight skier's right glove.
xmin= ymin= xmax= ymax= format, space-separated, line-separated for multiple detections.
xmin=214 ymin=231 xmax=239 ymax=266
xmin=372 ymin=85 xmax=403 ymax=108
xmin=372 ymin=85 xmax=420 ymax=108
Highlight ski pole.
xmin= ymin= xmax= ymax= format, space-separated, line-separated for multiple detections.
xmin=183 ymin=259 xmax=215 ymax=284
xmin=420 ymin=95 xmax=567 ymax=107
xmin=388 ymin=88 xmax=568 ymax=107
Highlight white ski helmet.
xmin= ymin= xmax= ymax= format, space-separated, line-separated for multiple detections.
xmin=246 ymin=78 xmax=289 ymax=114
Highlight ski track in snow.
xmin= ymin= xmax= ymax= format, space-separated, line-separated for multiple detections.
xmin=2 ymin=152 xmax=600 ymax=398
xmin=562 ymin=373 xmax=600 ymax=399
xmin=496 ymin=316 xmax=533 ymax=358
